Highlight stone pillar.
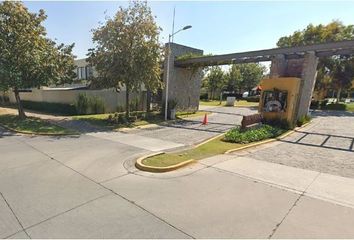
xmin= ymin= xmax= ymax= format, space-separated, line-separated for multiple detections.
xmin=296 ymin=51 xmax=319 ymax=119
xmin=163 ymin=43 xmax=204 ymax=112
xmin=269 ymin=54 xmax=287 ymax=78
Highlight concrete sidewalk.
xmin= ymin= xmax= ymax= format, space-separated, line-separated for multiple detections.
xmin=205 ymin=155 xmax=354 ymax=209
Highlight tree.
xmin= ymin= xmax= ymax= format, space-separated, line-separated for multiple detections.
xmin=88 ymin=1 xmax=162 ymax=118
xmin=277 ymin=21 xmax=354 ymax=100
xmin=0 ymin=1 xmax=76 ymax=119
xmin=204 ymin=66 xmax=226 ymax=100
xmin=226 ymin=63 xmax=265 ymax=93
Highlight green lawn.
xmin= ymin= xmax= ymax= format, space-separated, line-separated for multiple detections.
xmin=143 ymin=125 xmax=288 ymax=168
xmin=142 ymin=135 xmax=242 ymax=167
xmin=73 ymin=111 xmax=209 ymax=130
xmin=199 ymin=100 xmax=258 ymax=107
xmin=0 ymin=114 xmax=77 ymax=135
xmin=347 ymin=103 xmax=354 ymax=112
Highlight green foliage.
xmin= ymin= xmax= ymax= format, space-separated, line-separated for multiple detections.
xmin=88 ymin=1 xmax=162 ymax=116
xmin=244 ymin=96 xmax=260 ymax=102
xmin=176 ymin=53 xmax=212 ymax=61
xmin=277 ymin=21 xmax=354 ymax=96
xmin=297 ymin=115 xmax=312 ymax=127
xmin=0 ymin=2 xmax=76 ymax=118
xmin=263 ymin=118 xmax=294 ymax=130
xmin=226 ymin=63 xmax=266 ymax=93
xmin=107 ymin=111 xmax=147 ymax=124
xmin=168 ymin=99 xmax=178 ymax=110
xmin=310 ymin=100 xmax=320 ymax=109
xmin=75 ymin=94 xmax=89 ymax=115
xmin=322 ymin=103 xmax=347 ymax=111
xmin=21 ymin=100 xmax=77 ymax=115
xmin=0 ymin=95 xmax=9 ymax=104
xmin=203 ymin=66 xmax=227 ymax=99
xmin=75 ymin=93 xmax=106 ymax=115
xmin=89 ymin=96 xmax=106 ymax=114
xmin=224 ymin=125 xmax=286 ymax=144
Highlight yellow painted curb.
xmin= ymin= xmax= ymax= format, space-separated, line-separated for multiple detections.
xmin=0 ymin=123 xmax=79 ymax=136
xmin=135 ymin=152 xmax=196 ymax=173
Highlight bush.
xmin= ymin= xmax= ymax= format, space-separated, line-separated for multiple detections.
xmin=297 ymin=115 xmax=312 ymax=127
xmin=0 ymin=95 xmax=10 ymax=105
xmin=322 ymin=103 xmax=347 ymax=111
xmin=21 ymin=100 xmax=77 ymax=115
xmin=107 ymin=111 xmax=146 ymax=125
xmin=224 ymin=124 xmax=286 ymax=144
xmin=200 ymin=92 xmax=208 ymax=100
xmin=310 ymin=100 xmax=319 ymax=110
xmin=75 ymin=94 xmax=106 ymax=115
xmin=75 ymin=93 xmax=89 ymax=114
xmin=89 ymin=96 xmax=106 ymax=114
xmin=320 ymin=100 xmax=329 ymax=108
xmin=263 ymin=118 xmax=294 ymax=130
xmin=244 ymin=96 xmax=260 ymax=102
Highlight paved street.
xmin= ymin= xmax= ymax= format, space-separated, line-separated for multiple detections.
xmin=1 ymin=107 xmax=354 ymax=238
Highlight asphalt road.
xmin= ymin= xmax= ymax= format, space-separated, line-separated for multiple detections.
xmin=1 ymin=107 xmax=354 ymax=238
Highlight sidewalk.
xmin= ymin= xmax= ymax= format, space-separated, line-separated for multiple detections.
xmin=202 ymin=154 xmax=354 ymax=209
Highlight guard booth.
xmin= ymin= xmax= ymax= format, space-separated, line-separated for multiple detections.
xmin=259 ymin=77 xmax=301 ymax=124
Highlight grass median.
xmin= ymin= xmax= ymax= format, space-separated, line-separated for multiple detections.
xmin=142 ymin=124 xmax=287 ymax=168
xmin=0 ymin=114 xmax=77 ymax=135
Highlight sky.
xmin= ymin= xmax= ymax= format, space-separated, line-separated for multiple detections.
xmin=24 ymin=1 xmax=354 ymax=60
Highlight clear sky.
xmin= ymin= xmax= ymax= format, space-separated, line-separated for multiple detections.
xmin=24 ymin=1 xmax=354 ymax=60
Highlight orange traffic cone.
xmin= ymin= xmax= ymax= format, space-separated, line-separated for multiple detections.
xmin=202 ymin=113 xmax=208 ymax=125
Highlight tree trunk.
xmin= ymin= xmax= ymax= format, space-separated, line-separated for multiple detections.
xmin=336 ymin=87 xmax=342 ymax=103
xmin=14 ymin=88 xmax=26 ymax=119
xmin=125 ymin=86 xmax=130 ymax=119
xmin=146 ymin=90 xmax=151 ymax=112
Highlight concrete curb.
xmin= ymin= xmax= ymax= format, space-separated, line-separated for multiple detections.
xmin=135 ymin=152 xmax=196 ymax=173
xmin=135 ymin=120 xmax=313 ymax=173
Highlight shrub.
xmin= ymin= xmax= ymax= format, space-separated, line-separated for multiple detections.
xmin=322 ymin=103 xmax=347 ymax=111
xmin=21 ymin=100 xmax=77 ymax=115
xmin=244 ymin=96 xmax=260 ymax=102
xmin=310 ymin=100 xmax=319 ymax=110
xmin=224 ymin=124 xmax=286 ymax=144
xmin=75 ymin=93 xmax=90 ymax=114
xmin=75 ymin=94 xmax=106 ymax=114
xmin=200 ymin=92 xmax=208 ymax=100
xmin=263 ymin=118 xmax=294 ymax=130
xmin=320 ymin=99 xmax=329 ymax=108
xmin=89 ymin=96 xmax=106 ymax=114
xmin=297 ymin=115 xmax=312 ymax=127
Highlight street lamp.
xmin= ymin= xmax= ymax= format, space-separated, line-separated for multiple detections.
xmin=165 ymin=25 xmax=192 ymax=121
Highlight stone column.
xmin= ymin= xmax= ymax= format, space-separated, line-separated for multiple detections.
xmin=163 ymin=43 xmax=204 ymax=112
xmin=296 ymin=51 xmax=319 ymax=119
xmin=269 ymin=54 xmax=287 ymax=78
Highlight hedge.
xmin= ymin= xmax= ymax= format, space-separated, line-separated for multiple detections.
xmin=322 ymin=103 xmax=347 ymax=111
xmin=21 ymin=100 xmax=77 ymax=115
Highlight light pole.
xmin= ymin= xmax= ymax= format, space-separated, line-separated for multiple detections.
xmin=165 ymin=25 xmax=192 ymax=121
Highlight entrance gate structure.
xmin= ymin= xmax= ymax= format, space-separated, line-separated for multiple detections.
xmin=163 ymin=40 xmax=354 ymax=123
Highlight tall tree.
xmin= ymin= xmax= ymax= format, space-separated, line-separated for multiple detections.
xmin=226 ymin=63 xmax=265 ymax=93
xmin=0 ymin=1 xmax=76 ymax=119
xmin=277 ymin=21 xmax=354 ymax=100
xmin=204 ymin=66 xmax=226 ymax=100
xmin=88 ymin=1 xmax=162 ymax=117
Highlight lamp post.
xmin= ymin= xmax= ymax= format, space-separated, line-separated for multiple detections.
xmin=165 ymin=25 xmax=192 ymax=121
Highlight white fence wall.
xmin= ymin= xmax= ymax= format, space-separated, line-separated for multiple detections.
xmin=7 ymin=88 xmax=147 ymax=113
